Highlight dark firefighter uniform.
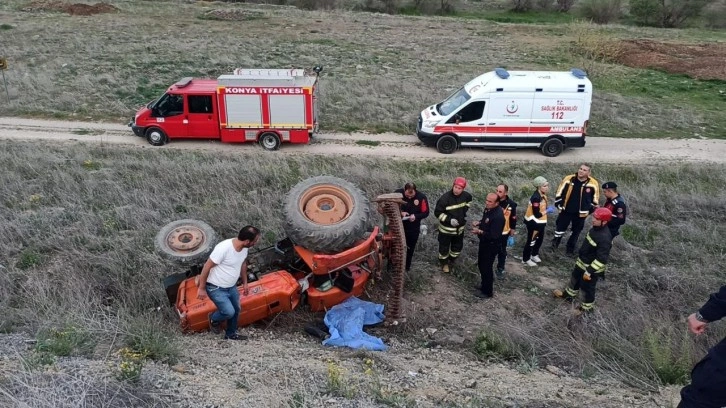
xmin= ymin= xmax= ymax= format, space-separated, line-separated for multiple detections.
xmin=553 ymin=174 xmax=599 ymax=253
xmin=496 ymin=196 xmax=517 ymax=273
xmin=562 ymin=223 xmax=611 ymax=311
xmin=395 ymin=188 xmax=430 ymax=271
xmin=434 ymin=189 xmax=473 ymax=267
xmin=477 ymin=205 xmax=505 ymax=298
xmin=603 ymin=194 xmax=627 ymax=239
xmin=679 ymin=285 xmax=726 ymax=408
xmin=523 ymin=190 xmax=547 ymax=263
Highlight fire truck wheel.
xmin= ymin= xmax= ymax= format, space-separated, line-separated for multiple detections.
xmin=155 ymin=219 xmax=218 ymax=264
xmin=436 ymin=135 xmax=458 ymax=154
xmin=284 ymin=176 xmax=371 ymax=254
xmin=146 ymin=127 xmax=168 ymax=146
xmin=541 ymin=137 xmax=564 ymax=157
xmin=259 ymin=132 xmax=281 ymax=151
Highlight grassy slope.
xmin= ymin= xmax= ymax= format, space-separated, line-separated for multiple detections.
xmin=0 ymin=0 xmax=724 ymax=138
xmin=1 ymin=139 xmax=726 ymax=400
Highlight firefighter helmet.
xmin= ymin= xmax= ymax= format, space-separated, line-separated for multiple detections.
xmin=593 ymin=207 xmax=612 ymax=222
xmin=453 ymin=177 xmax=467 ymax=188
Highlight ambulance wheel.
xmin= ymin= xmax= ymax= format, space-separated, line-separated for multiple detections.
xmin=259 ymin=132 xmax=281 ymax=151
xmin=541 ymin=138 xmax=564 ymax=157
xmin=436 ymin=135 xmax=458 ymax=154
xmin=155 ymin=219 xmax=218 ymax=264
xmin=146 ymin=127 xmax=167 ymax=146
xmin=283 ymin=176 xmax=371 ymax=254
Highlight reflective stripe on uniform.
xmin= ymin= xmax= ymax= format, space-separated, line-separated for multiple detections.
xmin=446 ymin=202 xmax=470 ymax=211
xmin=580 ymin=302 xmax=594 ymax=310
xmin=438 ymin=213 xmax=448 ymax=222
xmin=586 ymin=233 xmax=597 ymax=247
xmin=565 ymin=287 xmax=578 ymax=297
xmin=590 ymin=259 xmax=606 ymax=272
xmin=576 ymin=258 xmax=587 ymax=270
xmin=438 ymin=225 xmax=465 ymax=235
xmin=449 ymin=250 xmax=461 ymax=258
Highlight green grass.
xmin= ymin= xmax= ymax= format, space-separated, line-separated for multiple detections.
xmin=595 ymin=69 xmax=726 ymax=138
xmin=0 ymin=140 xmax=724 ymax=403
xmin=0 ymin=0 xmax=723 ymax=139
xmin=459 ymin=10 xmax=578 ymax=24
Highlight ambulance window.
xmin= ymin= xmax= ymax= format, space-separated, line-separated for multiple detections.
xmin=437 ymin=87 xmax=471 ymax=116
xmin=447 ymin=101 xmax=485 ymax=124
xmin=189 ymin=95 xmax=213 ymax=113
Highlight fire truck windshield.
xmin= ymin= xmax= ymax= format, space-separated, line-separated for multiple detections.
xmin=436 ymin=87 xmax=471 ymax=116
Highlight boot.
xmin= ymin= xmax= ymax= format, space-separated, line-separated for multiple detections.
xmin=551 ymin=236 xmax=562 ymax=249
xmin=441 ymin=264 xmax=450 ymax=273
xmin=553 ymin=289 xmax=574 ymax=302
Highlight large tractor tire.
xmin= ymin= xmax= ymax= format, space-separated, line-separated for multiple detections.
xmin=155 ymin=219 xmax=218 ymax=264
xmin=283 ymin=176 xmax=371 ymax=254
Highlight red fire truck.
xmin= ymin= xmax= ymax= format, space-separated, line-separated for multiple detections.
xmin=129 ymin=67 xmax=321 ymax=150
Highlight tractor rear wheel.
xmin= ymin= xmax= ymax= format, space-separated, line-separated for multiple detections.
xmin=283 ymin=176 xmax=371 ymax=253
xmin=155 ymin=219 xmax=218 ymax=264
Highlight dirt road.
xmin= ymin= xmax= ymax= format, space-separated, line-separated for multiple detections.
xmin=1 ymin=117 xmax=724 ymax=163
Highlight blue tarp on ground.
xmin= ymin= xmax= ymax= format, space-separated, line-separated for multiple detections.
xmin=322 ymin=297 xmax=387 ymax=351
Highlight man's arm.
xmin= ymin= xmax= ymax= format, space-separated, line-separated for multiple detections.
xmin=688 ymin=285 xmax=726 ymax=335
xmin=610 ymin=202 xmax=627 ymax=229
xmin=240 ymin=259 xmax=249 ymax=295
xmin=509 ymin=201 xmax=518 ymax=234
xmin=415 ymin=194 xmax=430 ymax=221
xmin=196 ymin=258 xmax=217 ymax=299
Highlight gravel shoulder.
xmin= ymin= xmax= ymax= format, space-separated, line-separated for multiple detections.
xmin=1 ymin=117 xmax=725 ymax=163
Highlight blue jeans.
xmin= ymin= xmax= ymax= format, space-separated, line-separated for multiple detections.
xmin=206 ymin=283 xmax=240 ymax=337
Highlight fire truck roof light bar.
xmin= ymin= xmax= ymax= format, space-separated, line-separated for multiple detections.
xmin=175 ymin=77 xmax=193 ymax=88
xmin=232 ymin=68 xmax=306 ymax=78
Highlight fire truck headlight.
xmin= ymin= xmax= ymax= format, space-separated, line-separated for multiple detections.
xmin=423 ymin=120 xmax=440 ymax=128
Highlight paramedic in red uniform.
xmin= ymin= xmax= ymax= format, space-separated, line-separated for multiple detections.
xmin=434 ymin=177 xmax=473 ymax=273
xmin=495 ymin=184 xmax=517 ymax=278
xmin=601 ymin=181 xmax=627 ymax=241
xmin=678 ymin=285 xmax=726 ymax=408
xmin=552 ymin=163 xmax=600 ymax=256
xmin=395 ymin=182 xmax=430 ymax=272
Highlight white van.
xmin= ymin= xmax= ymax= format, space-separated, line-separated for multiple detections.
xmin=416 ymin=68 xmax=592 ymax=157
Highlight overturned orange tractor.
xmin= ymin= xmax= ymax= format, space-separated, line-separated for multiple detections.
xmin=159 ymin=176 xmax=407 ymax=332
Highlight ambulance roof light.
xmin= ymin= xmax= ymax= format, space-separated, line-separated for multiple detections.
xmin=175 ymin=77 xmax=193 ymax=88
xmin=494 ymin=68 xmax=510 ymax=79
xmin=570 ymin=68 xmax=587 ymax=79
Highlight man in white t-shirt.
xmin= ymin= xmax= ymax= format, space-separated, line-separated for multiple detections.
xmin=197 ymin=225 xmax=260 ymax=340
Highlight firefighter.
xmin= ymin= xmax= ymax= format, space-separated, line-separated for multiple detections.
xmin=553 ymin=207 xmax=612 ymax=313
xmin=494 ymin=184 xmax=517 ymax=278
xmin=601 ymin=181 xmax=627 ymax=240
xmin=678 ymin=285 xmax=726 ymax=408
xmin=434 ymin=177 xmax=473 ymax=273
xmin=522 ymin=176 xmax=554 ymax=267
xmin=472 ymin=193 xmax=505 ymax=298
xmin=395 ymin=182 xmax=430 ymax=272
xmin=552 ymin=163 xmax=600 ymax=256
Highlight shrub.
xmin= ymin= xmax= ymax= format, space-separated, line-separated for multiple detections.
xmin=473 ymin=329 xmax=520 ymax=360
xmin=568 ymin=21 xmax=624 ymax=77
xmin=643 ymin=327 xmax=691 ymax=385
xmin=629 ymin=0 xmax=714 ymax=27
xmin=123 ymin=314 xmax=180 ymax=365
xmin=511 ymin=0 xmax=534 ymax=11
xmin=35 ymin=325 xmax=95 ymax=357
xmin=578 ymin=0 xmax=623 ymax=23
xmin=557 ymin=0 xmax=577 ymax=11
xmin=702 ymin=0 xmax=726 ymax=27
xmin=535 ymin=0 xmax=554 ymax=10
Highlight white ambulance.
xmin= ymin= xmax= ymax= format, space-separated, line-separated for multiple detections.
xmin=416 ymin=68 xmax=592 ymax=157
